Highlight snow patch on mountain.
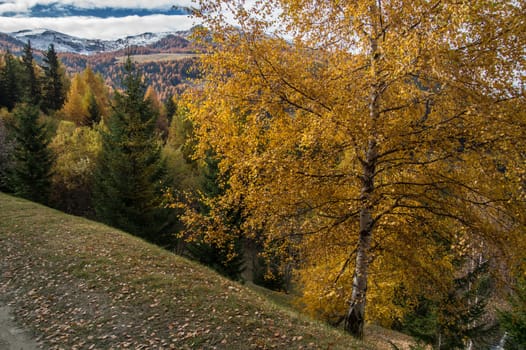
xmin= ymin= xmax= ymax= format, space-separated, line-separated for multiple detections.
xmin=8 ymin=29 xmax=189 ymax=55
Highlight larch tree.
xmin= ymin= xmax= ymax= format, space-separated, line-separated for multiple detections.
xmin=60 ymin=68 xmax=110 ymax=126
xmin=81 ymin=66 xmax=110 ymax=120
xmin=188 ymin=0 xmax=526 ymax=338
xmin=61 ymin=74 xmax=87 ymax=125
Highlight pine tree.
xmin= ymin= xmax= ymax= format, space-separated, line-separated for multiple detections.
xmin=9 ymin=103 xmax=53 ymax=204
xmin=41 ymin=44 xmax=66 ymax=113
xmin=21 ymin=41 xmax=41 ymax=106
xmin=93 ymin=58 xmax=169 ymax=242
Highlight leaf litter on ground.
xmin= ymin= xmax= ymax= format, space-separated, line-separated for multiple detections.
xmin=0 ymin=193 xmax=373 ymax=349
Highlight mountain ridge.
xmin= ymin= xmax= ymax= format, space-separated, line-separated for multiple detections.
xmin=2 ymin=28 xmax=195 ymax=55
xmin=0 ymin=28 xmax=198 ymax=100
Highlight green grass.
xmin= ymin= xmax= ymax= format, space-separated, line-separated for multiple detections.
xmin=0 ymin=193 xmax=376 ymax=349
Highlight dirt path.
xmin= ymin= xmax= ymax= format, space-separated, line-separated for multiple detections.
xmin=0 ymin=304 xmax=40 ymax=350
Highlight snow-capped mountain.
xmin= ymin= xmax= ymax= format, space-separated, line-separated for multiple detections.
xmin=7 ymin=28 xmax=191 ymax=55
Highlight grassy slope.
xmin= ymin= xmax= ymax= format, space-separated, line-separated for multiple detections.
xmin=0 ymin=193 xmax=372 ymax=349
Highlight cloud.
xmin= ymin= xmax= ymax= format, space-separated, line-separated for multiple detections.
xmin=0 ymin=1 xmax=196 ymax=15
xmin=0 ymin=14 xmax=198 ymax=39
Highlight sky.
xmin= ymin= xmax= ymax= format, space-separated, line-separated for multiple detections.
xmin=0 ymin=1 xmax=200 ymax=39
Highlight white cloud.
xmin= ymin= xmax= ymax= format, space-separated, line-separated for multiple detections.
xmin=0 ymin=14 xmax=199 ymax=39
xmin=0 ymin=1 xmax=196 ymax=14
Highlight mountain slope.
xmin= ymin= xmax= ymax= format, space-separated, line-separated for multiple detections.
xmin=0 ymin=29 xmax=197 ymax=100
xmin=8 ymin=29 xmax=192 ymax=55
xmin=0 ymin=193 xmax=372 ymax=349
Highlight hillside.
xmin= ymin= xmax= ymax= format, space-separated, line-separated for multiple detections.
xmin=0 ymin=193 xmax=380 ymax=349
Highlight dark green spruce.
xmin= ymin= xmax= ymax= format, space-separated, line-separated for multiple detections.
xmin=21 ymin=41 xmax=41 ymax=105
xmin=0 ymin=51 xmax=23 ymax=110
xmin=8 ymin=103 xmax=54 ymax=204
xmin=41 ymin=44 xmax=66 ymax=113
xmin=498 ymin=276 xmax=526 ymax=349
xmin=86 ymin=92 xmax=101 ymax=126
xmin=93 ymin=58 xmax=169 ymax=242
xmin=397 ymin=260 xmax=496 ymax=349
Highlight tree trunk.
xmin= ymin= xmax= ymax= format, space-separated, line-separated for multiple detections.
xmin=344 ymin=138 xmax=377 ymax=338
xmin=344 ymin=14 xmax=381 ymax=335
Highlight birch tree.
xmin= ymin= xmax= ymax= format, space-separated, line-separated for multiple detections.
xmin=188 ymin=0 xmax=526 ymax=338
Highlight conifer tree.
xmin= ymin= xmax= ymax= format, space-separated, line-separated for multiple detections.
xmin=41 ymin=44 xmax=66 ymax=113
xmin=85 ymin=92 xmax=101 ymax=126
xmin=0 ymin=117 xmax=15 ymax=191
xmin=499 ymin=276 xmax=526 ymax=349
xmin=188 ymin=150 xmax=247 ymax=281
xmin=9 ymin=103 xmax=53 ymax=204
xmin=0 ymin=51 xmax=23 ymax=110
xmin=21 ymin=41 xmax=41 ymax=105
xmin=93 ymin=58 xmax=168 ymax=242
xmin=164 ymin=95 xmax=177 ymax=125
xmin=399 ymin=260 xmax=495 ymax=349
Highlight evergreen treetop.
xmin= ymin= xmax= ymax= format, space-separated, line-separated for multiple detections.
xmin=9 ymin=103 xmax=54 ymax=204
xmin=42 ymin=44 xmax=67 ymax=113
xmin=93 ymin=58 xmax=169 ymax=242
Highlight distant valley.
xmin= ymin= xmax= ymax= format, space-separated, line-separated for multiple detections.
xmin=0 ymin=29 xmax=200 ymax=100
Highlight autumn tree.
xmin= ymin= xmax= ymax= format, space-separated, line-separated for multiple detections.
xmin=93 ymin=59 xmax=169 ymax=242
xmin=81 ymin=66 xmax=110 ymax=120
xmin=61 ymin=74 xmax=88 ymax=125
xmin=50 ymin=121 xmax=101 ymax=217
xmin=60 ymin=67 xmax=110 ymax=125
xmin=189 ymin=0 xmax=526 ymax=338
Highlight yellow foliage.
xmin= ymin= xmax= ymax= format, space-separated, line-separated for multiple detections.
xmin=59 ymin=67 xmax=110 ymax=125
xmin=50 ymin=121 xmax=102 ymax=191
xmin=187 ymin=0 xmax=526 ymax=329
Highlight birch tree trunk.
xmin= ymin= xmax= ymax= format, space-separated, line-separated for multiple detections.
xmin=344 ymin=14 xmax=381 ymax=335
